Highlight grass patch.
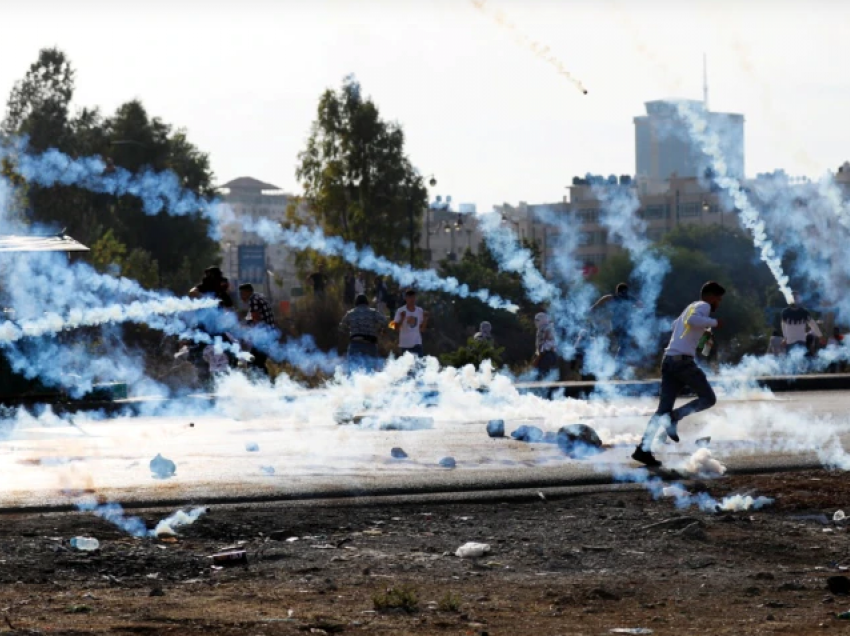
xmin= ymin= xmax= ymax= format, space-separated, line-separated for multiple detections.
xmin=437 ymin=591 xmax=462 ymax=612
xmin=372 ymin=585 xmax=419 ymax=613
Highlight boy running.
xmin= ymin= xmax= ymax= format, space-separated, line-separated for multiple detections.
xmin=632 ymin=281 xmax=726 ymax=468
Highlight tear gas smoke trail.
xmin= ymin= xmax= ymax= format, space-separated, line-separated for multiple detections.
xmin=674 ymin=101 xmax=794 ymax=303
xmin=591 ymin=181 xmax=671 ymax=369
xmin=0 ymin=297 xmax=219 ymax=343
xmin=76 ymin=498 xmax=207 ymax=538
xmin=3 ymin=145 xmax=517 ymax=313
xmin=470 ymin=0 xmax=588 ymax=95
xmin=244 ymin=220 xmax=519 ymax=312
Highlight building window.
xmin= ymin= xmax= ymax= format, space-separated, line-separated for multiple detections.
xmin=579 ymin=231 xmax=595 ymax=246
xmin=641 ymin=205 xmax=666 ymax=220
xmin=576 ymin=209 xmax=599 ymax=224
xmin=679 ymin=202 xmax=701 ymax=217
xmin=647 ymin=228 xmax=665 ymax=242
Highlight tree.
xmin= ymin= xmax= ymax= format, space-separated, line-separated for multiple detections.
xmin=3 ymin=47 xmax=75 ymax=152
xmin=2 ymin=49 xmax=220 ymax=293
xmin=294 ymin=75 xmax=428 ymax=267
xmin=432 ymin=243 xmax=541 ymax=368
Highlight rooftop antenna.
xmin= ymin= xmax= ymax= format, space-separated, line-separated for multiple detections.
xmin=703 ymin=53 xmax=709 ymax=109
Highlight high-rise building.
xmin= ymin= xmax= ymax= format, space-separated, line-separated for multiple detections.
xmin=634 ymin=99 xmax=744 ymax=193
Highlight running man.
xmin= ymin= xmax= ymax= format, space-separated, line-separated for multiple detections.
xmin=632 ymin=281 xmax=726 ymax=468
xmin=391 ymin=289 xmax=428 ymax=356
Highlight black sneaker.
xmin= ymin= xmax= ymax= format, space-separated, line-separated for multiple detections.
xmin=631 ymin=446 xmax=662 ymax=468
xmin=665 ymin=419 xmax=680 ymax=443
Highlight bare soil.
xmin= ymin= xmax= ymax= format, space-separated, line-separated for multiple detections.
xmin=1 ymin=470 xmax=850 ymax=635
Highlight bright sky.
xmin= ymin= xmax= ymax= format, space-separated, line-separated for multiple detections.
xmin=1 ymin=0 xmax=847 ymax=211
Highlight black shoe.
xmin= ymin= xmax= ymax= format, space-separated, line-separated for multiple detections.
xmin=632 ymin=447 xmax=662 ymax=468
xmin=665 ymin=419 xmax=680 ymax=443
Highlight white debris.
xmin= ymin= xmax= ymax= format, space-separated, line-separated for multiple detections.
xmin=455 ymin=542 xmax=491 ymax=558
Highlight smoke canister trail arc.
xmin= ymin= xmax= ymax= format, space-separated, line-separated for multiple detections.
xmin=0 ymin=296 xmax=219 ymax=344
xmin=674 ymin=101 xmax=794 ymax=303
xmin=470 ymin=0 xmax=588 ymax=95
xmin=3 ymin=146 xmax=519 ymax=313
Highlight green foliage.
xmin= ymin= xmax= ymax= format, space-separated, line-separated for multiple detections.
xmin=592 ymin=226 xmax=770 ymax=362
xmin=439 ymin=336 xmax=504 ymax=369
xmin=437 ymin=591 xmax=462 ymax=612
xmin=294 ymin=75 xmax=428 ymax=269
xmin=3 ymin=48 xmax=219 ymax=293
xmin=434 ymin=243 xmax=539 ymax=368
xmin=372 ymin=585 xmax=419 ymax=613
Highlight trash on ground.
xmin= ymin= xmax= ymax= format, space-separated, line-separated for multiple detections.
xmin=69 ymin=536 xmax=100 ymax=551
xmin=150 ymin=453 xmax=176 ymax=479
xmin=835 ymin=510 xmax=846 ymax=522
xmin=610 ymin=629 xmax=653 ymax=635
xmin=455 ymin=542 xmax=491 ymax=558
xmin=211 ymin=550 xmax=248 ymax=566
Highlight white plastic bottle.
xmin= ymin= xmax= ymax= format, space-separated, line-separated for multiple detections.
xmin=69 ymin=536 xmax=100 ymax=551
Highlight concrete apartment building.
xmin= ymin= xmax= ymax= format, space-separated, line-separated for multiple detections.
xmin=494 ymin=98 xmax=744 ymax=272
xmin=217 ymin=177 xmax=299 ymax=303
xmin=421 ymin=200 xmax=483 ymax=270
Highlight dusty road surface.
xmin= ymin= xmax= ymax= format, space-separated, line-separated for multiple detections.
xmin=1 ymin=470 xmax=850 ymax=635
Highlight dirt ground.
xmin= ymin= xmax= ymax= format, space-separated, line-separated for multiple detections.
xmin=1 ymin=470 xmax=850 ymax=635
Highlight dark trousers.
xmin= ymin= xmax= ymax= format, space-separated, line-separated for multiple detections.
xmin=249 ymin=348 xmax=269 ymax=376
xmin=400 ymin=345 xmax=424 ymax=357
xmin=348 ymin=341 xmax=381 ymax=373
xmin=639 ymin=356 xmax=716 ymax=451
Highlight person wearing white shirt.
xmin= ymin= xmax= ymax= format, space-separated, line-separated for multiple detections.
xmin=781 ymin=293 xmax=821 ymax=355
xmin=632 ymin=281 xmax=726 ymax=468
xmin=391 ymin=289 xmax=428 ymax=356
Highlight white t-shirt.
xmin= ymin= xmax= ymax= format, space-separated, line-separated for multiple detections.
xmin=665 ymin=300 xmax=718 ymax=357
xmin=394 ymin=305 xmax=424 ymax=348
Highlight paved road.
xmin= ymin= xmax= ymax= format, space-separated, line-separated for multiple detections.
xmin=1 ymin=387 xmax=848 ymax=510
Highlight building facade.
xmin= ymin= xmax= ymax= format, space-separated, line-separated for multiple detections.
xmin=218 ymin=177 xmax=299 ymax=304
xmin=421 ymin=201 xmax=483 ymax=270
xmin=634 ymin=99 xmax=744 ymax=194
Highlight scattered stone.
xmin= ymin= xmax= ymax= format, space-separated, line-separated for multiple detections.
xmin=510 ymin=425 xmax=544 ymax=443
xmin=439 ymin=457 xmax=456 ymax=469
xmin=744 ymin=587 xmax=761 ymax=597
xmin=245 ymin=442 xmax=260 ymax=452
xmin=556 ymin=424 xmax=603 ymax=457
xmin=677 ymin=522 xmax=708 ymax=541
xmin=753 ymin=572 xmax=775 ymax=581
xmin=189 ymin=422 xmax=194 ymax=428
xmin=827 ymin=575 xmax=850 ymax=595
xmin=778 ymin=582 xmax=805 ymax=592
xmin=391 ymin=447 xmax=408 ymax=459
xmin=641 ymin=517 xmax=703 ymax=532
xmin=589 ymin=587 xmax=620 ymax=601
xmin=260 ymin=465 xmax=275 ymax=475
xmin=149 ymin=587 xmax=165 ymax=597
xmin=486 ymin=420 xmax=505 ymax=438
xmin=149 ymin=453 xmax=176 ymax=479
